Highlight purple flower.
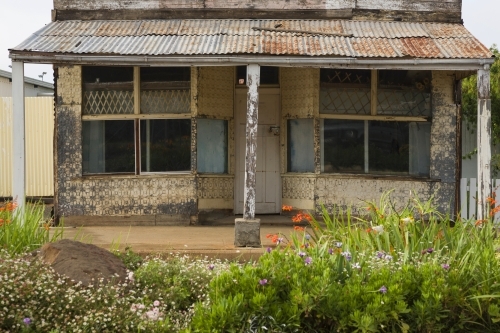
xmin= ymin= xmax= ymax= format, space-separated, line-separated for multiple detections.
xmin=379 ymin=286 xmax=388 ymax=294
xmin=23 ymin=318 xmax=31 ymax=326
xmin=298 ymin=251 xmax=306 ymax=258
xmin=341 ymin=251 xmax=352 ymax=261
xmin=304 ymin=243 xmax=310 ymax=249
xmin=328 ymin=248 xmax=333 ymax=255
xmin=384 ymin=255 xmax=393 ymax=261
xmin=267 ymin=247 xmax=272 ymax=253
xmin=208 ymin=264 xmax=215 ymax=271
xmin=427 ymin=248 xmax=434 ymax=254
xmin=304 ymin=257 xmax=312 ymax=265
xmin=277 ymin=237 xmax=283 ymax=244
xmin=376 ymin=251 xmax=385 ymax=259
xmin=259 ymin=279 xmax=268 ymax=286
xmin=305 ymin=234 xmax=311 ymax=240
xmin=441 ymin=263 xmax=450 ymax=270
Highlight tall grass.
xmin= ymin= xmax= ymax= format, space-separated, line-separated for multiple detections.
xmin=0 ymin=201 xmax=63 ymax=255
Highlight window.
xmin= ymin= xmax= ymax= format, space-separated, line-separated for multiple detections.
xmin=320 ymin=69 xmax=431 ymax=176
xmin=236 ymin=66 xmax=280 ymax=86
xmin=288 ymin=119 xmax=314 ymax=172
xmin=197 ymin=119 xmax=228 ymax=173
xmin=82 ymin=66 xmax=191 ymax=175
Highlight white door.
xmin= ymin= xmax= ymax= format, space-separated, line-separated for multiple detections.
xmin=235 ymin=90 xmax=280 ymax=214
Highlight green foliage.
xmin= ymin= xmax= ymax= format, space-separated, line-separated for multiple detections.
xmin=113 ymin=246 xmax=144 ymax=271
xmin=0 ymin=250 xmax=229 ymax=332
xmin=0 ymin=201 xmax=63 ymax=255
xmin=190 ymin=194 xmax=500 ymax=332
xmin=462 ymin=45 xmax=500 ymax=173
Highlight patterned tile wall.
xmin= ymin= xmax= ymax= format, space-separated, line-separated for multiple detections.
xmin=198 ymin=177 xmax=234 ymax=199
xmin=55 ymin=65 xmax=197 ymax=218
xmin=282 ymin=70 xmax=458 ymax=215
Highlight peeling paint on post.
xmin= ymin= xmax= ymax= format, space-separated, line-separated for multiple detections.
xmin=243 ymin=64 xmax=260 ymax=220
xmin=477 ymin=66 xmax=492 ymax=220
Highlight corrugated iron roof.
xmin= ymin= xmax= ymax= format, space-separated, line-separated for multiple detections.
xmin=11 ymin=19 xmax=492 ymax=59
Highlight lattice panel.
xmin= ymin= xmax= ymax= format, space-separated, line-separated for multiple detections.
xmin=141 ymin=89 xmax=191 ymax=114
xmin=83 ymin=91 xmax=134 ymax=115
xmin=377 ymin=90 xmax=431 ymax=116
xmin=320 ymin=87 xmax=371 ymax=115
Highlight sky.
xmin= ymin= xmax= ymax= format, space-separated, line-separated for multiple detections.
xmin=0 ymin=0 xmax=498 ymax=84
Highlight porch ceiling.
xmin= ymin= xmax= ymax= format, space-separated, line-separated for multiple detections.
xmin=9 ymin=19 xmax=494 ymax=69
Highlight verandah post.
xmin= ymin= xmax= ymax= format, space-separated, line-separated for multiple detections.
xmin=477 ymin=66 xmax=492 ymax=221
xmin=11 ymin=60 xmax=26 ymax=213
xmin=234 ymin=64 xmax=261 ymax=247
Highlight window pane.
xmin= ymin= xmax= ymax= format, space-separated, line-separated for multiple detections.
xmin=320 ymin=69 xmax=371 ymax=115
xmin=377 ymin=70 xmax=432 ymax=116
xmin=409 ymin=122 xmax=431 ymax=176
xmin=140 ymin=67 xmax=191 ymax=114
xmin=322 ymin=119 xmax=365 ymax=173
xmin=82 ymin=120 xmax=135 ymax=174
xmin=287 ymin=119 xmax=314 ymax=172
xmin=82 ymin=67 xmax=134 ymax=115
xmin=236 ymin=66 xmax=279 ymax=85
xmin=197 ymin=119 xmax=228 ymax=173
xmin=368 ymin=121 xmax=409 ymax=174
xmin=140 ymin=119 xmax=191 ymax=172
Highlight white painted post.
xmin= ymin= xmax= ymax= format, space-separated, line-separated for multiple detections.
xmin=234 ymin=64 xmax=261 ymax=247
xmin=11 ymin=61 xmax=26 ymax=211
xmin=477 ymin=66 xmax=492 ymax=221
xmin=243 ymin=64 xmax=260 ymax=220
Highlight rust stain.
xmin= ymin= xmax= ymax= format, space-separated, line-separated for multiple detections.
xmin=401 ymin=37 xmax=441 ymax=58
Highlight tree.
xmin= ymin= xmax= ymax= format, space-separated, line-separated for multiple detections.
xmin=461 ymin=45 xmax=500 ymax=174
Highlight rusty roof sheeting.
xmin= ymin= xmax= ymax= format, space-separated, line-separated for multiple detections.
xmin=11 ymin=19 xmax=493 ymax=59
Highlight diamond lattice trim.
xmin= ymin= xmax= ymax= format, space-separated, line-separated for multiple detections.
xmin=83 ymin=91 xmax=134 ymax=115
xmin=320 ymin=87 xmax=371 ymax=115
xmin=377 ymin=90 xmax=431 ymax=116
xmin=141 ymin=90 xmax=191 ymax=114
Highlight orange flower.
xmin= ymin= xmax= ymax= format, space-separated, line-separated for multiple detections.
xmin=294 ymin=226 xmax=305 ymax=232
xmin=475 ymin=219 xmax=486 ymax=227
xmin=304 ymin=214 xmax=313 ymax=222
xmin=266 ymin=233 xmax=280 ymax=243
xmin=0 ymin=202 xmax=17 ymax=212
xmin=0 ymin=219 xmax=10 ymax=226
xmin=366 ymin=227 xmax=373 ymax=233
xmin=282 ymin=205 xmax=293 ymax=212
xmin=43 ymin=223 xmax=50 ymax=231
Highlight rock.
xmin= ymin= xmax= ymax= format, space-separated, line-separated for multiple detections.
xmin=33 ymin=239 xmax=127 ymax=286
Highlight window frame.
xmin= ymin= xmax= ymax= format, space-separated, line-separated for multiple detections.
xmin=319 ymin=69 xmax=432 ymax=177
xmin=82 ymin=66 xmax=192 ymax=176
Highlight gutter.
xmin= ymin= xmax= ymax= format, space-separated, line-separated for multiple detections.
xmin=9 ymin=53 xmax=495 ymax=71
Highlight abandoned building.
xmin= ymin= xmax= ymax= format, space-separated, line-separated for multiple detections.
xmin=8 ymin=1 xmax=494 ymax=246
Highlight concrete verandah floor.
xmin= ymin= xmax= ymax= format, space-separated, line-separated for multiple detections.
xmin=53 ymin=215 xmax=297 ymax=260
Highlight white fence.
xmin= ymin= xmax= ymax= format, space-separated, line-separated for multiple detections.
xmin=0 ymin=97 xmax=54 ymax=197
xmin=460 ymin=178 xmax=500 ymax=222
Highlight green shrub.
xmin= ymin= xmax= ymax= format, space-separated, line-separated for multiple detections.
xmin=0 ymin=250 xmax=229 ymax=332
xmin=189 ymin=194 xmax=500 ymax=332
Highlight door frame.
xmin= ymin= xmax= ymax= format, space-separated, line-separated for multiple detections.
xmin=234 ymin=87 xmax=281 ymax=214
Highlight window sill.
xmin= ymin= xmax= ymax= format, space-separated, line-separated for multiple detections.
xmin=280 ymin=173 xmax=439 ymax=182
xmin=79 ymin=173 xmax=194 ymax=180
xmin=317 ymin=173 xmax=439 ymax=182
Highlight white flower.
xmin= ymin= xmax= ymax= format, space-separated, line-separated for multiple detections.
xmin=153 ymin=300 xmax=160 ymax=307
xmin=352 ymin=262 xmax=361 ymax=269
xmin=401 ymin=217 xmax=414 ymax=224
xmin=372 ymin=225 xmax=384 ymax=234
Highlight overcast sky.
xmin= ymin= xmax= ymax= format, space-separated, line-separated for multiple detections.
xmin=0 ymin=0 xmax=498 ymax=84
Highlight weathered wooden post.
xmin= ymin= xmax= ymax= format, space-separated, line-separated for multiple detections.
xmin=477 ymin=65 xmax=492 ymax=221
xmin=11 ymin=60 xmax=26 ymax=212
xmin=235 ymin=64 xmax=261 ymax=247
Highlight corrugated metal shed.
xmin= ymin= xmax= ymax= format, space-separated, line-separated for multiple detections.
xmin=11 ymin=19 xmax=492 ymax=59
